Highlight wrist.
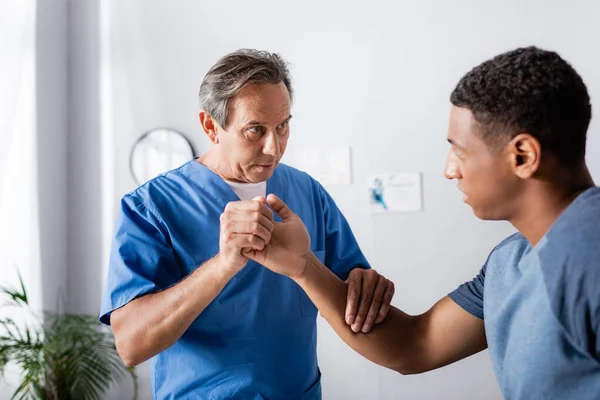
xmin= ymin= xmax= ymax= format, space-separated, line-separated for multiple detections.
xmin=215 ymin=253 xmax=244 ymax=278
xmin=291 ymin=251 xmax=318 ymax=282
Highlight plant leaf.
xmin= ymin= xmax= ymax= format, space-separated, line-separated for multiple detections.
xmin=2 ymin=273 xmax=136 ymax=400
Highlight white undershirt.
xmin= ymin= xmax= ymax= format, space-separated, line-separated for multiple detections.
xmin=225 ymin=180 xmax=267 ymax=201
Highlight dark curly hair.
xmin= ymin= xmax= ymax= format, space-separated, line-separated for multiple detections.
xmin=450 ymin=46 xmax=592 ymax=166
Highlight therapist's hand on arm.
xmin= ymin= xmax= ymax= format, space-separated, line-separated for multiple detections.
xmin=245 ymin=194 xmax=487 ymax=374
xmin=111 ymin=199 xmax=274 ymax=367
xmin=246 ymin=197 xmax=394 ymax=333
xmin=345 ymin=268 xmax=395 ymax=333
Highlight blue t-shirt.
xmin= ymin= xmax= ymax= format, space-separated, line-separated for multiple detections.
xmin=450 ymin=187 xmax=600 ymax=399
xmin=99 ymin=160 xmax=370 ymax=400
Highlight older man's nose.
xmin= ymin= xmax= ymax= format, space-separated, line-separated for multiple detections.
xmin=263 ymin=132 xmax=280 ymax=156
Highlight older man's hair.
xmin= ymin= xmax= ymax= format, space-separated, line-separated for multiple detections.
xmin=199 ymin=49 xmax=293 ymax=128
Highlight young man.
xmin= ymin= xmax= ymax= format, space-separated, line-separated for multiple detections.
xmin=245 ymin=46 xmax=600 ymax=399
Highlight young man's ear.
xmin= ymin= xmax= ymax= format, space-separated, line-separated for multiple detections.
xmin=199 ymin=110 xmax=220 ymax=144
xmin=508 ymin=133 xmax=541 ymax=179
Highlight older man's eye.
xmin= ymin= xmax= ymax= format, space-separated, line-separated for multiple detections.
xmin=245 ymin=126 xmax=265 ymax=139
xmin=247 ymin=126 xmax=262 ymax=134
xmin=276 ymin=122 xmax=289 ymax=136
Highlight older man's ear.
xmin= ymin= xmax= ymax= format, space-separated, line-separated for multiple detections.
xmin=199 ymin=110 xmax=220 ymax=144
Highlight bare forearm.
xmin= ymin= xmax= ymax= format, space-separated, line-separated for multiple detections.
xmin=294 ymin=253 xmax=423 ymax=373
xmin=244 ymin=196 xmax=486 ymax=374
xmin=112 ymin=255 xmax=236 ymax=366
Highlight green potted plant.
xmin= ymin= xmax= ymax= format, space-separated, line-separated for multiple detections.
xmin=0 ymin=273 xmax=137 ymax=400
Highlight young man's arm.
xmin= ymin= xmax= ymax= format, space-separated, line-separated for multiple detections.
xmin=296 ymin=252 xmax=486 ymax=374
xmin=245 ymin=194 xmax=487 ymax=374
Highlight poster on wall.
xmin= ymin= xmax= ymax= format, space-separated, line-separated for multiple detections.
xmin=368 ymin=172 xmax=422 ymax=213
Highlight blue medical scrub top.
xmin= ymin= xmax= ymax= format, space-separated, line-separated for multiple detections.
xmin=100 ymin=160 xmax=370 ymax=400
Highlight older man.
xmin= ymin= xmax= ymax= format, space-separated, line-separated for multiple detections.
xmin=99 ymin=49 xmax=394 ymax=399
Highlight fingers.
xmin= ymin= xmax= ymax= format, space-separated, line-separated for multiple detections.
xmin=266 ymin=194 xmax=295 ymax=222
xmin=225 ymin=199 xmax=274 ymax=222
xmin=221 ymin=200 xmax=276 ymax=247
xmin=241 ymin=245 xmax=266 ymax=265
xmin=221 ymin=220 xmax=273 ymax=243
xmin=375 ymin=281 xmax=395 ymax=324
xmin=218 ymin=199 xmax=274 ymax=271
xmin=226 ymin=233 xmax=267 ymax=251
xmin=241 ymin=247 xmax=254 ymax=257
xmin=350 ymin=270 xmax=378 ymax=333
xmin=345 ymin=269 xmax=361 ymax=325
xmin=361 ymin=276 xmax=388 ymax=333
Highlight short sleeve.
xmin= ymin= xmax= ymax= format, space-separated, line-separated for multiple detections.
xmin=99 ymin=195 xmax=182 ymax=325
xmin=449 ymin=266 xmax=486 ymax=320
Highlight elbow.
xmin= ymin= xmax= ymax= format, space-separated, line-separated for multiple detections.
xmin=120 ymin=354 xmax=141 ymax=368
xmin=392 ymin=365 xmax=409 ymax=375
xmin=388 ymin=341 xmax=429 ymax=376
xmin=389 ymin=351 xmax=431 ymax=376
xmin=390 ymin=354 xmax=432 ymax=376
xmin=115 ymin=336 xmax=143 ymax=367
xmin=393 ymin=364 xmax=421 ymax=376
xmin=112 ymin=316 xmax=145 ymax=367
xmin=392 ymin=316 xmax=432 ymax=375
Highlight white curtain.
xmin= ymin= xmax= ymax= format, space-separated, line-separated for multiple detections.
xmin=0 ymin=1 xmax=40 ymax=395
xmin=0 ymin=0 xmax=41 ymax=307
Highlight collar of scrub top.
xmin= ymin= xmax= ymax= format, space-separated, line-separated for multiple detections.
xmin=183 ymin=158 xmax=287 ymax=222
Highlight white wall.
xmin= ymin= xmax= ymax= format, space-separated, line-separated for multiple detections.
xmin=0 ymin=0 xmax=69 ymax=398
xmin=68 ymin=0 xmax=600 ymax=399
xmin=36 ymin=0 xmax=70 ymax=313
xmin=67 ymin=0 xmax=105 ymax=316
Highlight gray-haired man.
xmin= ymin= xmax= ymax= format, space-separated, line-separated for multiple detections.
xmin=100 ymin=49 xmax=395 ymax=399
